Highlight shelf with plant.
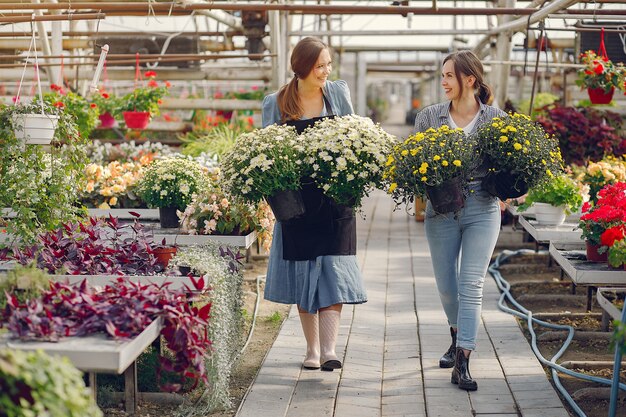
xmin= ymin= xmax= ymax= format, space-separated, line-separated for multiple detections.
xmin=516 ymin=174 xmax=583 ymax=214
xmin=385 ymin=124 xmax=477 ymax=210
xmin=0 ymin=100 xmax=89 ymax=246
xmin=3 ymin=275 xmax=211 ymax=393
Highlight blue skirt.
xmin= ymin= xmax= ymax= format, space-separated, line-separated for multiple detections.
xmin=264 ymin=222 xmax=367 ymax=313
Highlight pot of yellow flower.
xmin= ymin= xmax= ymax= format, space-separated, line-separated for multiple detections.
xmin=385 ymin=125 xmax=477 ymax=214
xmin=476 ymin=113 xmax=563 ymax=200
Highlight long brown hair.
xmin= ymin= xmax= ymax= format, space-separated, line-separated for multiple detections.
xmin=443 ymin=50 xmax=493 ymax=104
xmin=277 ymin=37 xmax=328 ymax=122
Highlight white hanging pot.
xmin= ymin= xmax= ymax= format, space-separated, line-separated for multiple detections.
xmin=11 ymin=113 xmax=59 ymax=145
xmin=533 ymin=202 xmax=566 ymax=226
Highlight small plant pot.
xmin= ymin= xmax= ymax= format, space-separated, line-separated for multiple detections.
xmin=586 ymin=241 xmax=608 ymax=263
xmin=425 ymin=176 xmax=465 ymax=214
xmin=178 ymin=265 xmax=192 ymax=275
xmin=98 ymin=112 xmax=116 ymax=128
xmin=266 ymin=189 xmax=306 ymax=222
xmin=482 ymin=170 xmax=528 ymax=200
xmin=533 ymin=202 xmax=566 ymax=226
xmin=11 ymin=113 xmax=59 ymax=145
xmin=123 ymin=111 xmax=151 ymax=129
xmin=153 ymin=246 xmax=177 ymax=268
xmin=159 ymin=207 xmax=180 ymax=228
xmin=587 ymin=87 xmax=614 ymax=105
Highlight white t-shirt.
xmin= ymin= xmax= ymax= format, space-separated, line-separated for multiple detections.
xmin=448 ymin=111 xmax=480 ymax=135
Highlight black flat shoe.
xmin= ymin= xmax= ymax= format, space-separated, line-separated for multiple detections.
xmin=320 ymin=359 xmax=342 ymax=371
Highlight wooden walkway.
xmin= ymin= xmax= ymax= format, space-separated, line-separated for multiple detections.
xmin=235 ymin=189 xmax=570 ymax=417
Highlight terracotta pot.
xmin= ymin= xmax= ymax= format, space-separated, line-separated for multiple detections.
xmin=586 ymin=241 xmax=608 ymax=263
xmin=98 ymin=112 xmax=116 ymax=128
xmin=587 ymin=87 xmax=614 ymax=105
xmin=123 ymin=111 xmax=150 ymax=129
xmin=153 ymin=246 xmax=177 ymax=268
xmin=266 ymin=189 xmax=306 ymax=222
xmin=414 ymin=197 xmax=426 ymax=222
xmin=425 ymin=176 xmax=465 ymax=214
xmin=159 ymin=207 xmax=180 ymax=228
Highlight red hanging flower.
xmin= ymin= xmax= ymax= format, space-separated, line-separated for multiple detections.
xmin=144 ymin=70 xmax=157 ymax=78
xmin=594 ymin=63 xmax=605 ymax=75
xmin=53 ymin=101 xmax=64 ymax=108
xmin=101 ymin=92 xmax=110 ymax=99
xmin=90 ymin=103 xmax=97 ymax=108
xmin=164 ymin=81 xmax=171 ymax=88
xmin=148 ymin=79 xmax=159 ymax=88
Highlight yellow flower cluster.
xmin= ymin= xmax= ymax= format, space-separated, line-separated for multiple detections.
xmin=384 ymin=124 xmax=477 ymax=204
xmin=476 ymin=113 xmax=563 ymax=190
xmin=576 ymin=156 xmax=626 ymax=202
xmin=80 ymin=161 xmax=147 ymax=208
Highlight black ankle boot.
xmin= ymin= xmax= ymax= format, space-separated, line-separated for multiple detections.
xmin=439 ymin=327 xmax=456 ymax=368
xmin=451 ymin=349 xmax=478 ymax=391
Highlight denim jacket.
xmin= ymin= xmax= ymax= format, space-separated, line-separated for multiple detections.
xmin=261 ymin=79 xmax=354 ymax=128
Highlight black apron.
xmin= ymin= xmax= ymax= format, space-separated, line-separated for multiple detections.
xmin=279 ymin=95 xmax=357 ymax=261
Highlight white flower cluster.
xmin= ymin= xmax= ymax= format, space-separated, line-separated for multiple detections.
xmin=302 ymin=114 xmax=396 ymax=206
xmin=85 ymin=140 xmax=174 ymax=164
xmin=220 ymin=124 xmax=303 ymax=203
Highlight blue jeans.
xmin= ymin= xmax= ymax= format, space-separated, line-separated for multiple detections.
xmin=424 ymin=187 xmax=501 ymax=351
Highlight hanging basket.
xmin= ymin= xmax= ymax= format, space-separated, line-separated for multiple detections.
xmin=159 ymin=207 xmax=180 ymax=228
xmin=266 ymin=189 xmax=306 ymax=222
xmin=123 ymin=111 xmax=150 ymax=129
xmin=11 ymin=113 xmax=59 ymax=145
xmin=425 ymin=176 xmax=465 ymax=214
xmin=587 ymin=87 xmax=615 ymax=105
xmin=98 ymin=112 xmax=116 ymax=128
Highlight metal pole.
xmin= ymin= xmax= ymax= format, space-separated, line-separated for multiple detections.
xmin=269 ymin=9 xmax=281 ymax=92
xmin=608 ymin=303 xmax=626 ymax=417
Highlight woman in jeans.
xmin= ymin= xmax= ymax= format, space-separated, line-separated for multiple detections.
xmin=261 ymin=37 xmax=367 ymax=372
xmin=413 ymin=50 xmax=505 ymax=391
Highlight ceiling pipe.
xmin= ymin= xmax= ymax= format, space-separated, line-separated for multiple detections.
xmin=0 ymin=12 xmax=105 ymax=23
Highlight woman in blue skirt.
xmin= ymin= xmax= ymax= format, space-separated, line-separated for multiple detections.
xmin=261 ymin=37 xmax=367 ymax=371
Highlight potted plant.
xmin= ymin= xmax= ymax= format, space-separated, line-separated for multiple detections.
xmin=576 ymin=50 xmax=626 ymax=104
xmin=385 ymin=124 xmax=477 ymax=213
xmin=579 ymin=182 xmax=626 ymax=262
xmin=135 ymin=156 xmax=210 ymax=228
xmin=44 ymin=86 xmax=99 ymax=139
xmin=220 ymin=124 xmax=306 ymax=222
xmin=475 ymin=113 xmax=564 ymax=200
xmin=516 ymin=174 xmax=583 ymax=226
xmin=118 ymin=71 xmax=169 ymax=129
xmin=0 ymin=349 xmax=102 ymax=417
xmin=301 ymin=114 xmax=396 ymax=208
xmin=89 ymin=90 xmax=120 ymax=128
xmin=607 ymin=232 xmax=626 ymax=268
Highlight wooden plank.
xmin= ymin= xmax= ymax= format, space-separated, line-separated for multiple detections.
xmin=549 ymin=241 xmax=626 ymax=285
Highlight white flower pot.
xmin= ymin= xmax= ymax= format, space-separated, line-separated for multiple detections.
xmin=11 ymin=113 xmax=59 ymax=145
xmin=533 ymin=202 xmax=566 ymax=226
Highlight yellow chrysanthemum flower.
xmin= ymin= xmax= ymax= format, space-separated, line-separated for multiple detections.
xmin=499 ymin=136 xmax=508 ymax=142
xmin=453 ymin=160 xmax=461 ymax=167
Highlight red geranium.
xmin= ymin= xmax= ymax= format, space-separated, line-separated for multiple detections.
xmin=600 ymin=225 xmax=626 ymax=247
